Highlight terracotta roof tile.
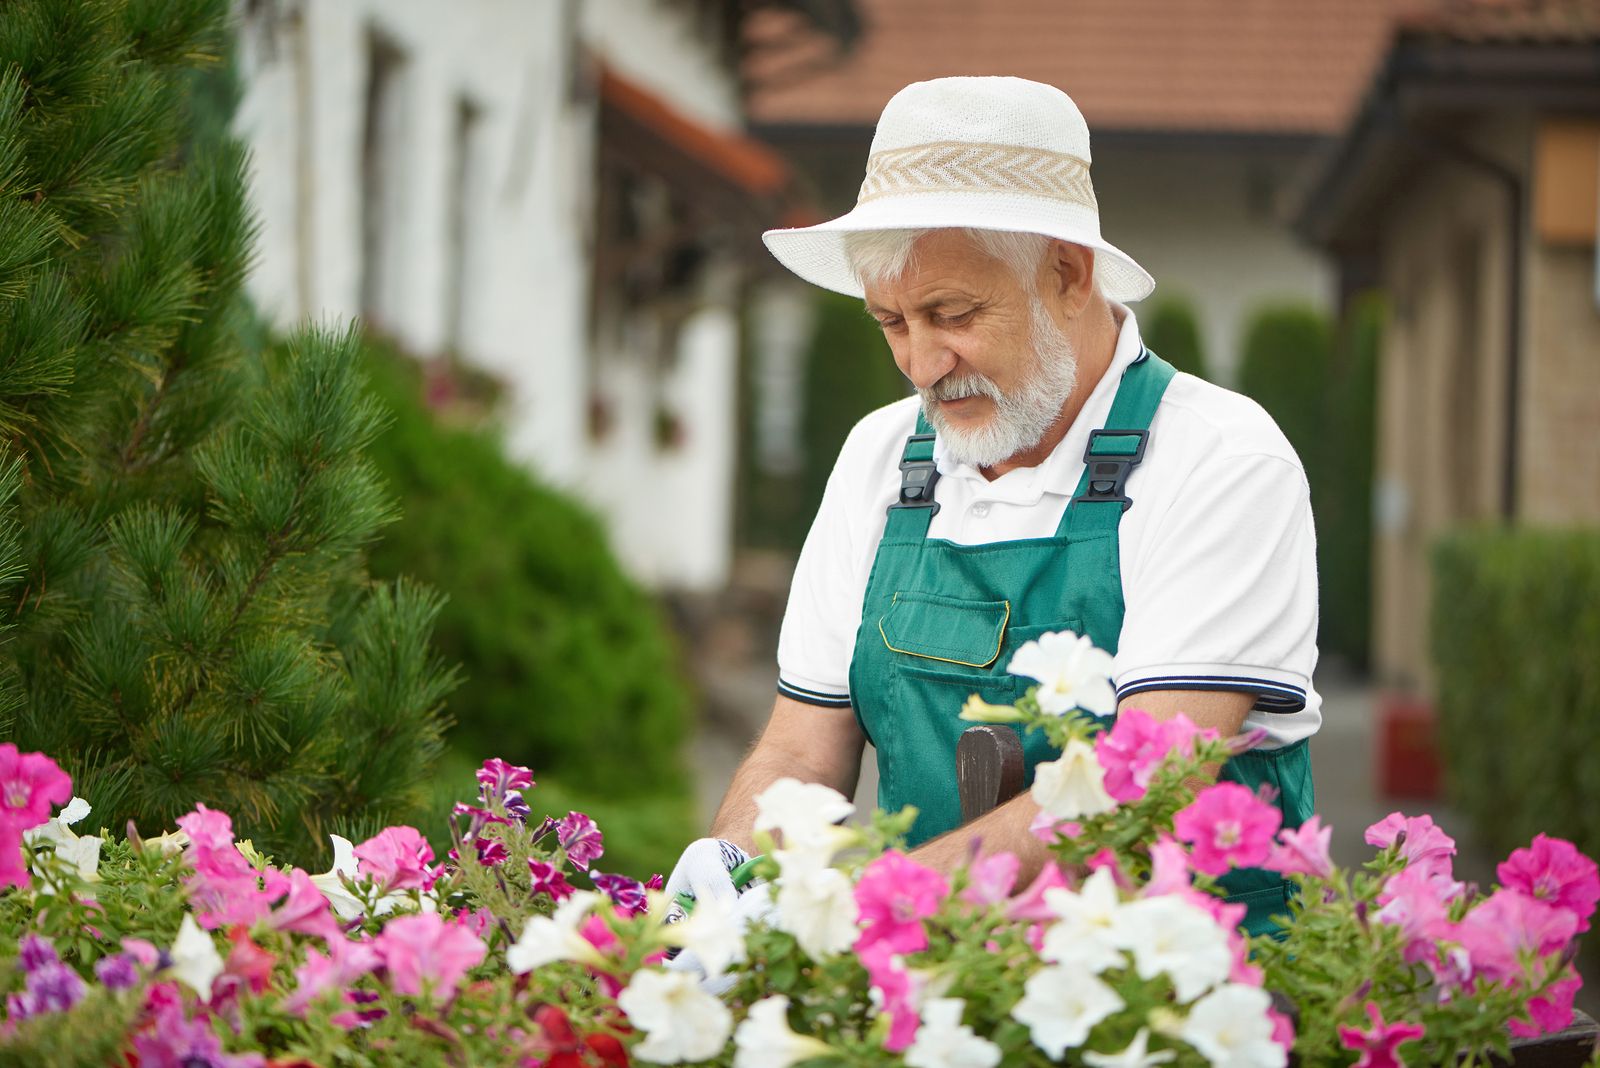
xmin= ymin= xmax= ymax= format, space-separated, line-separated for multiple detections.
xmin=745 ymin=0 xmax=1429 ymax=136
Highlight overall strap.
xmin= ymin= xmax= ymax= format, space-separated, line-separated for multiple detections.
xmin=1059 ymin=350 xmax=1176 ymax=538
xmin=884 ymin=410 xmax=941 ymax=539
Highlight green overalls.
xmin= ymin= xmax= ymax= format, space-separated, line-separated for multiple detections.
xmin=847 ymin=350 xmax=1314 ymax=937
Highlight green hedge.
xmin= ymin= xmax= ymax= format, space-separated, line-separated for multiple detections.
xmin=1141 ymin=296 xmax=1209 ymax=380
xmin=1431 ymin=529 xmax=1600 ymax=857
xmin=359 ymin=342 xmax=691 ymax=802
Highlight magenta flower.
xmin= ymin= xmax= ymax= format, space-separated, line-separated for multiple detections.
xmin=556 ymin=812 xmax=604 ymax=871
xmin=592 ymin=871 xmax=647 ymax=916
xmin=1453 ymin=888 xmax=1579 ymax=984
xmin=474 ymin=838 xmax=509 ymax=868
xmin=960 ymin=851 xmax=1020 ymax=905
xmin=1373 ymin=865 xmax=1458 ymax=965
xmin=0 ymin=746 xmax=72 ymax=890
xmin=94 ymin=953 xmax=141 ymax=990
xmin=1510 ymin=968 xmax=1583 ymax=1038
xmin=353 ymin=826 xmax=435 ymax=892
xmin=284 ymin=937 xmax=381 ymax=1016
xmin=1173 ymin=782 xmax=1281 ymax=876
xmin=1095 ymin=711 xmax=1214 ymax=802
xmin=1145 ymin=834 xmax=1194 ymax=898
xmin=854 ymin=850 xmax=949 ymax=955
xmin=6 ymin=959 xmax=86 ymax=1020
xmin=860 ymin=942 xmax=920 ymax=1052
xmin=131 ymin=1002 xmax=265 ymax=1068
xmin=1338 ymin=1002 xmax=1424 ymax=1068
xmin=477 ymin=758 xmax=535 ymax=798
xmin=175 ymin=805 xmax=289 ymax=929
xmin=1262 ymin=815 xmax=1335 ymax=879
xmin=1365 ymin=813 xmax=1456 ymax=880
xmin=267 ymin=868 xmax=343 ymax=943
xmin=1007 ymin=861 xmax=1070 ymax=921
xmin=373 ymin=912 xmax=486 ymax=1001
xmin=1498 ymin=834 xmax=1600 ymax=934
xmin=529 ymin=859 xmax=575 ymax=901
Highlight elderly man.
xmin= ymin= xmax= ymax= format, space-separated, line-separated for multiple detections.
xmin=668 ymin=76 xmax=1318 ymax=936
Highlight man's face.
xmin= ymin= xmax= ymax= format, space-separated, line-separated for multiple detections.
xmin=863 ymin=230 xmax=1077 ymax=468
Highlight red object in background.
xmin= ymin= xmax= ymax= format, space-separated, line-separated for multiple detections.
xmin=1378 ymin=692 xmax=1442 ymax=799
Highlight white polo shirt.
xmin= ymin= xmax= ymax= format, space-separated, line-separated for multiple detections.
xmin=776 ymin=307 xmax=1321 ymax=747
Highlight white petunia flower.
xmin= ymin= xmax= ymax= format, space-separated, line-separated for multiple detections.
xmin=671 ymin=889 xmax=746 ymax=980
xmin=507 ymin=890 xmax=607 ymax=974
xmin=1173 ymin=984 xmax=1285 ymax=1068
xmin=142 ymin=828 xmax=191 ymax=857
xmin=310 ymin=834 xmax=366 ymax=920
xmin=1040 ymin=868 xmax=1125 ymax=973
xmin=754 ymin=778 xmax=855 ymax=853
xmin=55 ymin=833 xmax=103 ymax=881
xmin=24 ymin=797 xmax=102 ymax=883
xmin=906 ymin=998 xmax=1002 ymax=1068
xmin=1084 ymin=1028 xmax=1178 ymax=1068
xmin=1032 ymin=738 xmax=1117 ymax=820
xmin=1007 ymin=631 xmax=1117 ymax=717
xmin=618 ymin=968 xmax=733 ymax=1064
xmin=170 ymin=914 xmax=224 ymax=998
xmin=1011 ymin=964 xmax=1124 ymax=1057
xmin=733 ymin=995 xmax=834 ymax=1068
xmin=25 ymin=796 xmax=92 ymax=847
xmin=1110 ymin=895 xmax=1232 ymax=1003
xmin=774 ymin=862 xmax=858 ymax=960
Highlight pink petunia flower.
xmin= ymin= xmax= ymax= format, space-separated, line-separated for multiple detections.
xmin=175 ymin=805 xmax=289 ymax=929
xmin=1028 ymin=811 xmax=1080 ymax=844
xmin=529 ymin=859 xmax=576 ymax=902
xmin=0 ymin=746 xmax=72 ymax=890
xmin=1365 ymin=813 xmax=1456 ymax=881
xmin=1373 ymin=865 xmax=1460 ymax=967
xmin=284 ymin=936 xmax=381 ymax=1016
xmin=556 ymin=812 xmax=604 ymax=871
xmin=960 ymin=852 xmax=1020 ymax=906
xmin=1263 ymin=816 xmax=1335 ymax=879
xmin=1510 ymin=968 xmax=1583 ymax=1038
xmin=1145 ymin=834 xmax=1194 ymax=898
xmin=372 ymin=912 xmax=486 ymax=1002
xmin=1095 ymin=710 xmax=1215 ymax=802
xmin=476 ymin=758 xmax=535 ymax=798
xmin=353 ymin=826 xmax=435 ymax=893
xmin=1452 ymin=888 xmax=1579 ymax=985
xmin=1338 ymin=1001 xmax=1424 ymax=1068
xmin=854 ymin=851 xmax=949 ymax=955
xmin=1173 ymin=783 xmax=1281 ymax=876
xmin=1497 ymin=834 xmax=1600 ymax=934
xmin=267 ymin=868 xmax=345 ymax=943
xmin=1007 ymin=861 xmax=1071 ymax=921
xmin=860 ymin=942 xmax=920 ymax=1052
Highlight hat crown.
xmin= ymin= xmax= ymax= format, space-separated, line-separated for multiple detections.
xmin=869 ymin=76 xmax=1092 ymax=164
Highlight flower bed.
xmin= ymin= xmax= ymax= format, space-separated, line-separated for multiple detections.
xmin=0 ymin=633 xmax=1594 ymax=1067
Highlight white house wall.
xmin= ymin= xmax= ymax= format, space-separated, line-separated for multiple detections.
xmin=233 ymin=0 xmax=744 ymax=591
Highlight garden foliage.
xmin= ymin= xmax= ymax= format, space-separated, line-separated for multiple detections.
xmin=1141 ymin=296 xmax=1209 ymax=381
xmin=359 ymin=343 xmax=691 ymax=801
xmin=1 ymin=630 xmax=1591 ymax=1065
xmin=1238 ymin=301 xmax=1377 ymax=666
xmin=0 ymin=0 xmax=452 ymax=861
xmin=1432 ymin=529 xmax=1600 ymax=858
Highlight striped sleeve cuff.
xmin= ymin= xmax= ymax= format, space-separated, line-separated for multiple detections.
xmin=777 ymin=676 xmax=853 ymax=708
xmin=1115 ymin=672 xmax=1307 ymax=714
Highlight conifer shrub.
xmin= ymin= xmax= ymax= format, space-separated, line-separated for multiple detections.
xmin=1432 ymin=529 xmax=1600 ymax=858
xmin=1141 ymin=296 xmax=1210 ymax=380
xmin=359 ymin=344 xmax=691 ymax=801
xmin=0 ymin=0 xmax=453 ymax=862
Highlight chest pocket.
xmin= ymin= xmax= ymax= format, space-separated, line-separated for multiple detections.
xmin=878 ymin=592 xmax=1011 ymax=668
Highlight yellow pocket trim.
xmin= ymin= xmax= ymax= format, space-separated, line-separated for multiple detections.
xmin=878 ymin=593 xmax=1012 ymax=668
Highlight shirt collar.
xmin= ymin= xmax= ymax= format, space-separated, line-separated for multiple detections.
xmin=934 ymin=304 xmax=1145 ymax=505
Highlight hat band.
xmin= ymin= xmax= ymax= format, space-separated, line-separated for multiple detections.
xmin=857 ymin=140 xmax=1099 ymax=213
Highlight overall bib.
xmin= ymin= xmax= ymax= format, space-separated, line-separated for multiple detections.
xmin=847 ymin=351 xmax=1315 ymax=938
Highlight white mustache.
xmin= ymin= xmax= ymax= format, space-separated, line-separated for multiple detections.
xmin=924 ymin=373 xmax=1004 ymax=404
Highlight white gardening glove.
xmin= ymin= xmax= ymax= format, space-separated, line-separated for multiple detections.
xmin=661 ymin=838 xmax=751 ymax=926
xmin=663 ymin=883 xmax=776 ymax=996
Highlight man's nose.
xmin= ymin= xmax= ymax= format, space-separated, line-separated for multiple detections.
xmin=902 ymin=325 xmax=957 ymax=390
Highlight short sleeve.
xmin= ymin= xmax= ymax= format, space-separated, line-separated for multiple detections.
xmin=775 ymin=434 xmax=870 ymax=709
xmin=1113 ymin=451 xmax=1318 ymax=714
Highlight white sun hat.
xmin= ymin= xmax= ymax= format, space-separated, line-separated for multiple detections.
xmin=763 ymin=76 xmax=1154 ymax=303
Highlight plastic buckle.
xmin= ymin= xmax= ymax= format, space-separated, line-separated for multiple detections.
xmin=1073 ymin=429 xmax=1148 ymax=512
xmin=887 ymin=434 xmax=941 ymax=516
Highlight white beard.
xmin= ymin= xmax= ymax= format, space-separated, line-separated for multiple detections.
xmin=920 ymin=298 xmax=1078 ymax=468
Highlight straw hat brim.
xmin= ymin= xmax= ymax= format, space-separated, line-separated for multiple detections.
xmin=763 ymin=190 xmax=1155 ymax=304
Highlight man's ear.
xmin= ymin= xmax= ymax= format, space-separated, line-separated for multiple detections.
xmin=1047 ymin=239 xmax=1096 ymax=316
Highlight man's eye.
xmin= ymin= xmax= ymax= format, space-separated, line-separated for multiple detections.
xmin=876 ymin=317 xmax=904 ymax=331
xmin=937 ymin=310 xmax=975 ymax=326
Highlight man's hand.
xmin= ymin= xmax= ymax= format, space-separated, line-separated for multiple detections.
xmin=708 ymin=695 xmax=865 ymax=853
